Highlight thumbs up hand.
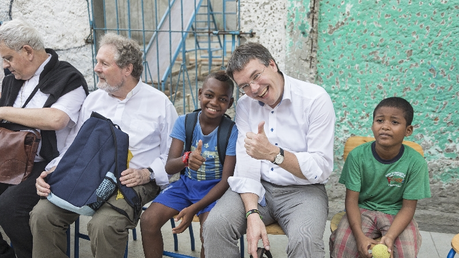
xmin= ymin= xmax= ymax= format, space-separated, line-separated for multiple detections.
xmin=244 ymin=121 xmax=277 ymax=161
xmin=188 ymin=140 xmax=206 ymax=171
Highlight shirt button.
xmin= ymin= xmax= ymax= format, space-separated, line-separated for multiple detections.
xmin=275 ymin=143 xmax=278 ymax=145
xmin=271 ymin=168 xmax=274 ymax=171
xmin=271 ymin=111 xmax=274 ymax=114
xmin=270 ymin=128 xmax=273 ymax=132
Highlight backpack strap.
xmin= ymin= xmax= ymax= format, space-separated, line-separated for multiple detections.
xmin=90 ymin=112 xmax=142 ymax=222
xmin=216 ymin=114 xmax=235 ymax=166
xmin=185 ymin=109 xmax=234 ymax=166
xmin=184 ymin=110 xmax=200 ymax=152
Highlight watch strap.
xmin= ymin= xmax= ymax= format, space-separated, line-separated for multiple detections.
xmin=147 ymin=167 xmax=154 ymax=180
xmin=273 ymin=147 xmax=284 ymax=165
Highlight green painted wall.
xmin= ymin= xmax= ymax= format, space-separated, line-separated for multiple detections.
xmin=285 ymin=0 xmax=459 ymax=211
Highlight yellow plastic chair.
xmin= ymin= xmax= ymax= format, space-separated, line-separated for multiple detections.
xmin=447 ymin=234 xmax=459 ymax=257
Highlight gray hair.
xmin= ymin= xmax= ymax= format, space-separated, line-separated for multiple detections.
xmin=0 ymin=19 xmax=45 ymax=51
xmin=226 ymin=42 xmax=280 ymax=80
xmin=100 ymin=33 xmax=143 ymax=80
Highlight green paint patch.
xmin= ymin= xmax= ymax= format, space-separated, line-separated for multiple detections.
xmin=315 ymin=0 xmax=459 ymax=182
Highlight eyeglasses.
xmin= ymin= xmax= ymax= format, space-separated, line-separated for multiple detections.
xmin=238 ymin=67 xmax=266 ymax=94
xmin=2 ymin=46 xmax=23 ymax=65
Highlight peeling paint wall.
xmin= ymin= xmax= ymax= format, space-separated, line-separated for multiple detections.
xmin=0 ymin=0 xmax=94 ymax=87
xmin=285 ymin=0 xmax=319 ymax=82
xmin=316 ymin=0 xmax=459 ymax=213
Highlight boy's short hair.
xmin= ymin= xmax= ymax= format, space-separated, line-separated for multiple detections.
xmin=373 ymin=97 xmax=414 ymax=126
xmin=204 ymin=70 xmax=234 ymax=96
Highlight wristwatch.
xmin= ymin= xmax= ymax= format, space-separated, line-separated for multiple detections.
xmin=147 ymin=167 xmax=154 ymax=180
xmin=272 ymin=147 xmax=284 ymax=165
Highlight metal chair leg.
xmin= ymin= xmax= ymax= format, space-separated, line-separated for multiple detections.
xmin=447 ymin=248 xmax=456 ymax=258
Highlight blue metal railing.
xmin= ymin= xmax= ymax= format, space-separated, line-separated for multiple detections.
xmin=87 ymin=0 xmax=241 ymax=114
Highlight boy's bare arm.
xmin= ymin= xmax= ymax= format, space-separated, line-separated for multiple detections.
xmin=380 ymin=199 xmax=417 ymax=256
xmin=172 ymin=155 xmax=235 ymax=233
xmin=165 ymin=138 xmax=187 ymax=174
xmin=345 ymin=189 xmax=376 ymax=258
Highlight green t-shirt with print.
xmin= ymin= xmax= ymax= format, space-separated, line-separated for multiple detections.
xmin=339 ymin=141 xmax=431 ymax=215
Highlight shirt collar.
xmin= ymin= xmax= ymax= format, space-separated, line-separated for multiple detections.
xmin=33 ymin=54 xmax=52 ymax=78
xmin=120 ymin=80 xmax=142 ymax=102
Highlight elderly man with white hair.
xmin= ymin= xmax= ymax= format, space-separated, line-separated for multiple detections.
xmin=0 ymin=18 xmax=88 ymax=258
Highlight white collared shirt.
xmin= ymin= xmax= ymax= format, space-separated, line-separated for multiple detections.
xmin=47 ymin=81 xmax=178 ymax=188
xmin=228 ymin=73 xmax=336 ymax=203
xmin=13 ymin=54 xmax=86 ymax=162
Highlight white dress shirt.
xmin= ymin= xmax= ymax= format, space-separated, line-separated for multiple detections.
xmin=228 ymin=73 xmax=336 ymax=203
xmin=47 ymin=81 xmax=178 ymax=188
xmin=13 ymin=54 xmax=87 ymax=162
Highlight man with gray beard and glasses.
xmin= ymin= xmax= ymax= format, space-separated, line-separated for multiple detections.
xmin=30 ymin=33 xmax=178 ymax=258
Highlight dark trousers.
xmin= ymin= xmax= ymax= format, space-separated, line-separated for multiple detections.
xmin=0 ymin=161 xmax=48 ymax=258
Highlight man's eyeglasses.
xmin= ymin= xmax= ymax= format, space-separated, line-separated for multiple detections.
xmin=238 ymin=67 xmax=266 ymax=94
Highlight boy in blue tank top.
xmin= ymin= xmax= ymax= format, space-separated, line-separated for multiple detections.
xmin=330 ymin=97 xmax=431 ymax=258
xmin=140 ymin=71 xmax=237 ymax=258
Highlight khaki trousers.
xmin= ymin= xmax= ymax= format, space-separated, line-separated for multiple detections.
xmin=30 ymin=181 xmax=159 ymax=258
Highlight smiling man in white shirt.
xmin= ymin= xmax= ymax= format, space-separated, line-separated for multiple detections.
xmin=203 ymin=42 xmax=336 ymax=258
xmin=30 ymin=33 xmax=178 ymax=258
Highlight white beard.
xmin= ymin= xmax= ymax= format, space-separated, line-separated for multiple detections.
xmin=97 ymin=78 xmax=124 ymax=94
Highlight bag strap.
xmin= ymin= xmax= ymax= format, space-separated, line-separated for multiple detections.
xmin=0 ymin=122 xmax=41 ymax=140
xmin=21 ymin=83 xmax=41 ymax=108
xmin=184 ymin=109 xmax=234 ymax=165
xmin=216 ymin=114 xmax=234 ymax=165
xmin=89 ymin=112 xmax=141 ymax=222
xmin=104 ymin=119 xmax=133 ymax=220
xmin=250 ymin=248 xmax=273 ymax=258
xmin=184 ymin=110 xmax=199 ymax=153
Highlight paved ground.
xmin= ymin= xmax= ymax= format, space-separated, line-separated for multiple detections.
xmin=1 ymin=214 xmax=456 ymax=257
xmin=56 ymin=217 xmax=459 ymax=257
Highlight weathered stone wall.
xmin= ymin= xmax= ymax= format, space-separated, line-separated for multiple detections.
xmin=316 ymin=0 xmax=459 ymax=215
xmin=0 ymin=0 xmax=94 ymax=87
xmin=239 ymin=0 xmax=287 ymax=71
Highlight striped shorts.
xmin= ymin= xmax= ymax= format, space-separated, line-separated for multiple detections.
xmin=329 ymin=208 xmax=421 ymax=258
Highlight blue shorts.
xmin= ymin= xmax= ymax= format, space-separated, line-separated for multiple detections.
xmin=153 ymin=174 xmax=220 ymax=216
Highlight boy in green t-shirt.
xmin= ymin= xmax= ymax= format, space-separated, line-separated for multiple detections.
xmin=330 ymin=97 xmax=431 ymax=258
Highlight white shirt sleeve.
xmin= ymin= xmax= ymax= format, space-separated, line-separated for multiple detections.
xmin=50 ymin=86 xmax=87 ymax=126
xmin=148 ymin=102 xmax=178 ymax=188
xmin=228 ymin=97 xmax=265 ymax=202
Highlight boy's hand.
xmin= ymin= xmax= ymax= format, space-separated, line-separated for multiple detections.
xmin=172 ymin=206 xmax=197 ymax=234
xmin=380 ymin=236 xmax=395 ymax=258
xmin=188 ymin=140 xmax=205 ymax=171
xmin=356 ymin=236 xmax=378 ymax=258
